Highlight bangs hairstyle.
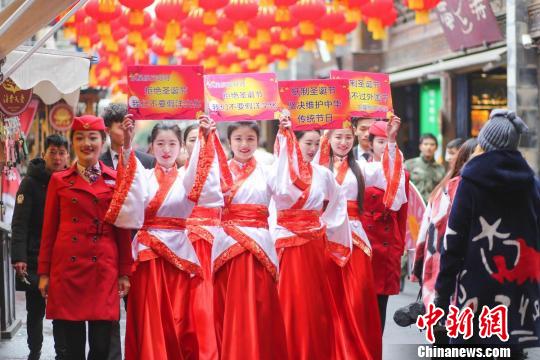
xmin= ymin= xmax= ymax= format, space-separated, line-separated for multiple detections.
xmin=294 ymin=130 xmax=321 ymax=141
xmin=327 ymin=128 xmax=365 ymax=213
xmin=45 ymin=134 xmax=68 ymax=151
xmin=227 ymin=121 xmax=260 ymax=142
xmin=150 ymin=123 xmax=183 ymax=145
xmin=183 ymin=123 xmax=200 ymax=143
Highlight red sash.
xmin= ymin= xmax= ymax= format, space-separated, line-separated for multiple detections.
xmin=347 ymin=201 xmax=372 ymax=257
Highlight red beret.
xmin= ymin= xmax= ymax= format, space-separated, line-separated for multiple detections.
xmin=71 ymin=115 xmax=106 ymax=131
xmin=369 ymin=121 xmax=387 ymax=138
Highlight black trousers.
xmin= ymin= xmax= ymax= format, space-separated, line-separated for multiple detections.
xmin=377 ymin=294 xmax=389 ymax=334
xmin=26 ymin=289 xmax=67 ymax=358
xmin=55 ymin=320 xmax=113 ymax=360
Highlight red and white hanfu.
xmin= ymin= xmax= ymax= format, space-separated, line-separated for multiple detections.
xmin=105 ymin=130 xmax=223 ymax=360
xmin=211 ymin=148 xmax=288 ymax=360
xmin=319 ymin=139 xmax=407 ymax=360
xmin=271 ymin=129 xmax=351 ymax=360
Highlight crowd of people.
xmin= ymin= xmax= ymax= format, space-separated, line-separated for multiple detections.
xmin=10 ymin=103 xmax=539 ymax=360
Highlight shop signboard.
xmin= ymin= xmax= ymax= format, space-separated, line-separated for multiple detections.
xmin=435 ymin=0 xmax=503 ymax=52
xmin=0 ymin=78 xmax=33 ymax=117
xmin=49 ymin=102 xmax=74 ymax=132
xmin=420 ymin=80 xmax=443 ymax=161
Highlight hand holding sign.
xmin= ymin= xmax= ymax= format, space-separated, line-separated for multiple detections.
xmin=387 ymin=114 xmax=401 ymax=143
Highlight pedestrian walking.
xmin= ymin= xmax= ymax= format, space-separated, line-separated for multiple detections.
xmin=11 ymin=135 xmax=69 ymax=360
xmin=405 ymin=133 xmax=445 ymax=202
xmin=435 ymin=110 xmax=539 ymax=353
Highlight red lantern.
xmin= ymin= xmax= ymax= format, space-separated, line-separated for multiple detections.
xmin=319 ymin=4 xmax=345 ymax=45
xmin=184 ymin=7 xmax=211 ymax=51
xmin=252 ymin=4 xmax=276 ymax=43
xmin=274 ymin=0 xmax=297 ymax=22
xmin=199 ymin=0 xmax=229 ymax=25
xmin=85 ymin=0 xmax=121 ymax=37
xmin=63 ymin=8 xmax=86 ymax=40
xmin=289 ymin=0 xmax=326 ymax=36
xmin=345 ymin=0 xmax=369 ymax=22
xmin=155 ymin=0 xmax=187 ymax=51
xmin=76 ymin=18 xmax=98 ymax=50
xmin=224 ymin=0 xmax=259 ymax=36
xmin=404 ymin=0 xmax=440 ymax=24
xmin=361 ymin=0 xmax=395 ymax=40
xmin=119 ymin=0 xmax=154 ymax=25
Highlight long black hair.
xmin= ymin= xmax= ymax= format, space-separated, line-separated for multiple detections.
xmin=150 ymin=123 xmax=182 ymax=145
xmin=183 ymin=123 xmax=199 ymax=143
xmin=227 ymin=121 xmax=260 ymax=159
xmin=294 ymin=129 xmax=321 ymax=141
xmin=328 ymin=130 xmax=365 ymax=213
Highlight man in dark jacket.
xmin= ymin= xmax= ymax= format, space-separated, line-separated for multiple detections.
xmin=100 ymin=103 xmax=155 ymax=170
xmin=100 ymin=103 xmax=154 ymax=360
xmin=435 ymin=110 xmax=539 ymax=356
xmin=11 ymin=134 xmax=70 ymax=360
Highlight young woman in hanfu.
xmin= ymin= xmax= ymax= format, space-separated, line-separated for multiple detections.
xmin=271 ymin=118 xmax=352 ymax=360
xmin=211 ymin=121 xmax=288 ymax=360
xmin=181 ymin=123 xmax=226 ymax=360
xmin=317 ymin=116 xmax=406 ymax=360
xmin=105 ymin=116 xmax=223 ymax=360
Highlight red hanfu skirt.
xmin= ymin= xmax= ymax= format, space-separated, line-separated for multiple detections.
xmin=125 ymin=257 xmax=198 ymax=360
xmin=213 ymin=252 xmax=288 ymax=360
xmin=190 ymin=239 xmax=218 ymax=360
xmin=278 ymin=238 xmax=336 ymax=360
xmin=327 ymin=247 xmax=382 ymax=360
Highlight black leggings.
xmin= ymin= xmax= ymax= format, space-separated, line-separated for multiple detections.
xmin=377 ymin=295 xmax=389 ymax=334
xmin=54 ymin=320 xmax=113 ymax=360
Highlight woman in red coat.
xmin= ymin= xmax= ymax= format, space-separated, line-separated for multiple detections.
xmin=359 ymin=121 xmax=409 ymax=333
xmin=38 ymin=115 xmax=132 ymax=360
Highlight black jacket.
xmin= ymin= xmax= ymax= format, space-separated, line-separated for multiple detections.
xmin=100 ymin=148 xmax=155 ymax=170
xmin=11 ymin=158 xmax=52 ymax=268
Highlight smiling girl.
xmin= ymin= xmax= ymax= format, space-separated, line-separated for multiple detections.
xmin=272 ymin=119 xmax=351 ymax=360
xmin=211 ymin=121 xmax=288 ymax=360
xmin=319 ymin=117 xmax=406 ymax=360
xmin=105 ymin=115 xmax=223 ymax=360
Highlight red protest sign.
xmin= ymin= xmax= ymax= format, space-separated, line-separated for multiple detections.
xmin=204 ymin=72 xmax=280 ymax=122
xmin=127 ymin=65 xmax=204 ymax=120
xmin=331 ymin=70 xmax=392 ymax=119
xmin=278 ymin=79 xmax=350 ymax=130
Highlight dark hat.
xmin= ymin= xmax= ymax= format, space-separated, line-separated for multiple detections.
xmin=477 ymin=109 xmax=528 ymax=152
xmin=72 ymin=115 xmax=106 ymax=131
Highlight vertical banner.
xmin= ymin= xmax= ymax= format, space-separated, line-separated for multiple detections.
xmin=204 ymin=72 xmax=280 ymax=122
xmin=278 ymin=79 xmax=350 ymax=130
xmin=331 ymin=70 xmax=392 ymax=118
xmin=127 ymin=65 xmax=204 ymax=120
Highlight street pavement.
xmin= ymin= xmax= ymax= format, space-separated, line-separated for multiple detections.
xmin=1 ymin=280 xmax=538 ymax=359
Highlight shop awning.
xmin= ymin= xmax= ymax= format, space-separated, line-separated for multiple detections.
xmin=4 ymin=46 xmax=91 ymax=107
xmin=0 ymin=0 xmax=78 ymax=59
xmin=389 ymin=47 xmax=507 ymax=84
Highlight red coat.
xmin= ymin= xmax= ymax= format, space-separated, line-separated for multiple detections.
xmin=360 ymin=176 xmax=409 ymax=295
xmin=38 ymin=162 xmax=132 ymax=321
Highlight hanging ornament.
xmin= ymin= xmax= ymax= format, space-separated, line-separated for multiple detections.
xmin=252 ymin=3 xmax=277 ymax=44
xmin=361 ymin=0 xmax=395 ymax=40
xmin=118 ymin=0 xmax=154 ymax=26
xmin=155 ymin=0 xmax=188 ymax=51
xmin=224 ymin=0 xmax=258 ymax=37
xmin=274 ymin=0 xmax=297 ymax=22
xmin=85 ymin=0 xmax=121 ymax=37
xmin=199 ymin=0 xmax=229 ymax=25
xmin=404 ymin=0 xmax=440 ymax=25
xmin=289 ymin=0 xmax=326 ymax=36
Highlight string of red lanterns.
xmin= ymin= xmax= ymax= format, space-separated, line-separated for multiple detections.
xmin=59 ymin=0 xmax=441 ymax=94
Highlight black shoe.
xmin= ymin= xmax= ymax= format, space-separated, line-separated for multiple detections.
xmin=28 ymin=351 xmax=41 ymax=360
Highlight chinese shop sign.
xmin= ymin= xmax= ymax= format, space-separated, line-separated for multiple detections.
xmin=49 ymin=102 xmax=74 ymax=132
xmin=278 ymin=79 xmax=350 ymax=130
xmin=435 ymin=0 xmax=503 ymax=52
xmin=204 ymin=72 xmax=280 ymax=122
xmin=0 ymin=78 xmax=33 ymax=117
xmin=331 ymin=70 xmax=393 ymax=119
xmin=127 ymin=65 xmax=204 ymax=120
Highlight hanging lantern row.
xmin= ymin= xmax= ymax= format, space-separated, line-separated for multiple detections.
xmin=63 ymin=0 xmax=439 ymax=94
